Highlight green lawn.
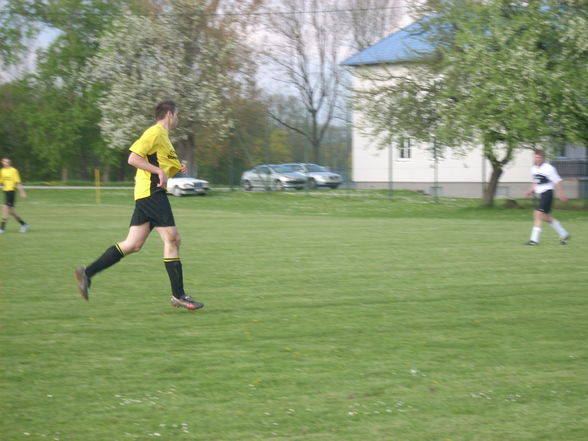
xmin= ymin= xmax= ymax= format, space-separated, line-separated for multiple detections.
xmin=1 ymin=189 xmax=587 ymax=441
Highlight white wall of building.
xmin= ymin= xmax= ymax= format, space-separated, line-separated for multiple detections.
xmin=350 ymin=64 xmax=550 ymax=197
xmin=347 ymin=4 xmax=585 ymax=198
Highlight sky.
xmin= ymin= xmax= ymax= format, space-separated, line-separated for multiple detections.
xmin=0 ymin=28 xmax=60 ymax=82
xmin=1 ymin=0 xmax=417 ymax=88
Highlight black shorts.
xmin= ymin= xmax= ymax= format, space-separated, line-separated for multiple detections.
xmin=4 ymin=191 xmax=16 ymax=207
xmin=130 ymin=190 xmax=176 ymax=229
xmin=536 ymin=190 xmax=554 ymax=214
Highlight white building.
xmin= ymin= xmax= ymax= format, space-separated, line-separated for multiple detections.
xmin=341 ymin=18 xmax=586 ymax=198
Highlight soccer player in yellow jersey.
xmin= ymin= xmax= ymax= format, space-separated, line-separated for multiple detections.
xmin=75 ymin=101 xmax=203 ymax=310
xmin=1 ymin=157 xmax=29 ymax=233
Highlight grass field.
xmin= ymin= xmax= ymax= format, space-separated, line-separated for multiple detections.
xmin=1 ymin=189 xmax=587 ymax=441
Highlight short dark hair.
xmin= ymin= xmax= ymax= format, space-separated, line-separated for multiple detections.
xmin=534 ymin=149 xmax=545 ymax=157
xmin=155 ymin=100 xmax=177 ymax=120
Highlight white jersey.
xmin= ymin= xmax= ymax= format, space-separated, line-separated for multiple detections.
xmin=532 ymin=162 xmax=562 ymax=194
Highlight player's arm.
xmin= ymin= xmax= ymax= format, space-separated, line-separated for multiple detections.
xmin=524 ymin=183 xmax=535 ymax=198
xmin=17 ymin=182 xmax=27 ymax=198
xmin=128 ymin=152 xmax=167 ymax=188
xmin=554 ymin=181 xmax=568 ymax=203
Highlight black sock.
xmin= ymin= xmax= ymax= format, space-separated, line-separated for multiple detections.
xmin=86 ymin=244 xmax=125 ymax=278
xmin=15 ymin=216 xmax=25 ymax=225
xmin=164 ymin=258 xmax=185 ymax=299
xmin=1 ymin=219 xmax=5 ymax=230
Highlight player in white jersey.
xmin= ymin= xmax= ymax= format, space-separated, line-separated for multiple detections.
xmin=523 ymin=150 xmax=570 ymax=245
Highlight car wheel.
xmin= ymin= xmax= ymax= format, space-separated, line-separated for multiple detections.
xmin=273 ymin=180 xmax=285 ymax=191
xmin=172 ymin=186 xmax=182 ymax=197
xmin=308 ymin=178 xmax=317 ymax=189
xmin=241 ymin=180 xmax=252 ymax=191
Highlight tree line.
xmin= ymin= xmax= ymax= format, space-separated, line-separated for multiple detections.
xmin=0 ymin=0 xmax=402 ymax=184
xmin=3 ymin=0 xmax=585 ymax=203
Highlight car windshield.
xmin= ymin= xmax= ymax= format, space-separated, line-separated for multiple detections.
xmin=173 ymin=173 xmax=194 ymax=178
xmin=271 ymin=165 xmax=293 ymax=173
xmin=306 ymin=164 xmax=327 ymax=172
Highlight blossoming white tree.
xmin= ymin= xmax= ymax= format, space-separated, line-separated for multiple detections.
xmin=352 ymin=0 xmax=588 ymax=206
xmin=85 ymin=0 xmax=258 ymax=173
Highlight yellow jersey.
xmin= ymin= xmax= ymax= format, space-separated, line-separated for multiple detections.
xmin=0 ymin=167 xmax=21 ymax=192
xmin=129 ymin=123 xmax=181 ymax=200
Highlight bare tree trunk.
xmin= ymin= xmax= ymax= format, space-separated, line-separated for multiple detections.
xmin=312 ymin=141 xmax=320 ymax=163
xmin=482 ymin=140 xmax=516 ymax=207
xmin=175 ymin=137 xmax=196 ymax=176
xmin=483 ymin=164 xmax=503 ymax=207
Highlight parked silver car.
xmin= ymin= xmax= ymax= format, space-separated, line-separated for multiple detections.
xmin=241 ymin=164 xmax=306 ymax=191
xmin=281 ymin=163 xmax=342 ymax=189
xmin=167 ymin=173 xmax=209 ymax=196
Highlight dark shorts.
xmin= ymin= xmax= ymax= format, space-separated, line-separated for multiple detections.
xmin=4 ymin=191 xmax=16 ymax=207
xmin=536 ymin=190 xmax=554 ymax=214
xmin=130 ymin=190 xmax=176 ymax=229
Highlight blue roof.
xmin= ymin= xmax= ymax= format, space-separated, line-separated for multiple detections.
xmin=341 ymin=18 xmax=435 ymax=66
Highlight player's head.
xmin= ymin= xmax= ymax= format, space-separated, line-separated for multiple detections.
xmin=533 ymin=150 xmax=545 ymax=166
xmin=1 ymin=157 xmax=11 ymax=168
xmin=155 ymin=100 xmax=178 ymax=129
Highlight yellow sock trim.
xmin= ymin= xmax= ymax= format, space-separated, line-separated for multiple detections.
xmin=115 ymin=243 xmax=126 ymax=257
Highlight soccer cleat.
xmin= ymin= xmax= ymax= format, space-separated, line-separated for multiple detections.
xmin=75 ymin=267 xmax=91 ymax=300
xmin=560 ymin=234 xmax=570 ymax=245
xmin=526 ymin=240 xmax=538 ymax=246
xmin=20 ymin=223 xmax=29 ymax=233
xmin=170 ymin=294 xmax=204 ymax=310
xmin=0 ymin=229 xmax=4 ymax=233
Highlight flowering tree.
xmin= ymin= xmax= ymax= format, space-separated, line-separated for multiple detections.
xmin=353 ymin=0 xmax=588 ymax=206
xmin=4 ymin=0 xmax=135 ymax=180
xmin=86 ymin=0 xmax=261 ymax=174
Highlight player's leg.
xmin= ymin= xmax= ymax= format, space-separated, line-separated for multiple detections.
xmin=0 ymin=203 xmax=7 ymax=232
xmin=527 ymin=209 xmax=543 ymax=245
xmin=76 ymin=223 xmax=151 ymax=300
xmin=8 ymin=206 xmax=28 ymax=232
xmin=87 ymin=223 xmax=151 ymax=276
xmin=1 ymin=192 xmax=15 ymax=232
xmin=117 ymin=223 xmax=152 ymax=255
xmin=156 ymin=225 xmax=181 ymax=258
xmin=157 ymin=226 xmax=203 ymax=310
xmin=544 ymin=213 xmax=570 ymax=244
xmin=527 ymin=190 xmax=552 ymax=245
xmin=157 ymin=226 xmax=184 ymax=297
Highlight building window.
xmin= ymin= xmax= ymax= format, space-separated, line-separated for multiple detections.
xmin=398 ymin=137 xmax=412 ymax=159
xmin=555 ymin=141 xmax=567 ymax=159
